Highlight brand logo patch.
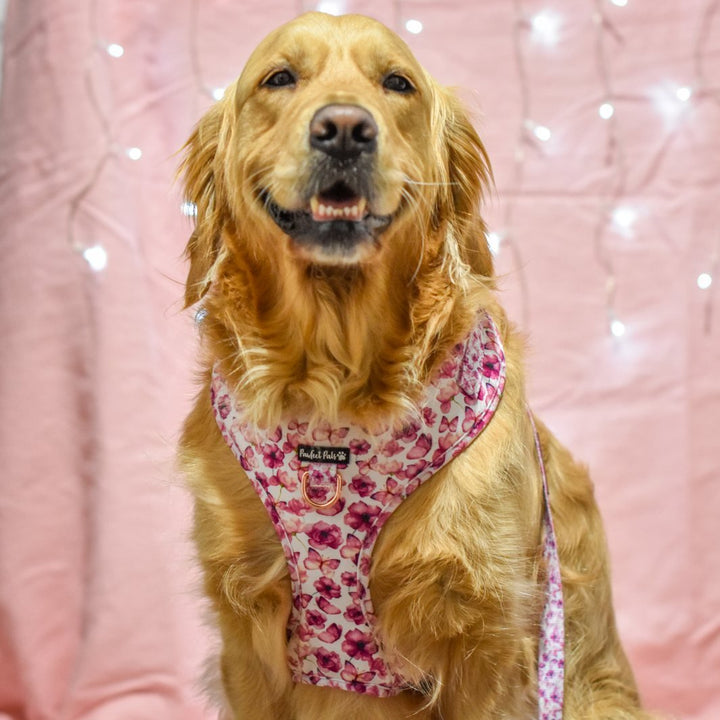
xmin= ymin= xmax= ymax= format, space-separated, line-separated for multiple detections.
xmin=297 ymin=444 xmax=350 ymax=465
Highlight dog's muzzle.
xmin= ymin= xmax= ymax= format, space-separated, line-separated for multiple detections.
xmin=262 ymin=104 xmax=393 ymax=261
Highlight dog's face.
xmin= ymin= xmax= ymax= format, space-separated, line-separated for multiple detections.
xmin=181 ymin=12 xmax=492 ymax=307
xmin=233 ymin=12 xmax=435 ymax=264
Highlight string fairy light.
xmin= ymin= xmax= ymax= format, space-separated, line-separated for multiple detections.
xmin=530 ymin=9 xmax=562 ymax=46
xmin=611 ymin=206 xmax=638 ymax=236
xmin=598 ymin=102 xmax=615 ymax=119
xmin=700 ymin=234 xmax=719 ymax=333
xmin=67 ymin=0 xmax=147 ymax=272
xmin=594 ymin=0 xmax=720 ymax=337
xmin=405 ymin=19 xmax=423 ymax=34
xmin=67 ymin=0 xmax=113 ymax=270
xmin=693 ymin=0 xmax=720 ymax=108
xmin=296 ymin=0 xmax=346 ymax=14
xmin=676 ymin=86 xmax=692 ymax=102
xmin=106 ymin=42 xmax=124 ymax=58
xmin=181 ymin=201 xmax=198 ymax=217
xmin=82 ymin=244 xmax=108 ymax=272
xmin=698 ymin=273 xmax=713 ymax=290
xmin=485 ymin=232 xmax=503 ymax=257
xmin=610 ymin=317 xmax=626 ymax=338
xmin=591 ymin=0 xmax=631 ymax=337
xmin=315 ymin=0 xmax=346 ymax=14
xmin=526 ymin=120 xmax=552 ymax=142
xmin=485 ymin=0 xmax=556 ymax=328
xmin=391 ymin=3 xmax=512 ymax=276
xmin=692 ymin=1 xmax=720 ymax=330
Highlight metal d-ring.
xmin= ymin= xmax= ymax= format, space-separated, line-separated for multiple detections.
xmin=301 ymin=471 xmax=343 ymax=509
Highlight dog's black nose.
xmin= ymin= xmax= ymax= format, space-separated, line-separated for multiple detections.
xmin=309 ymin=104 xmax=378 ymax=160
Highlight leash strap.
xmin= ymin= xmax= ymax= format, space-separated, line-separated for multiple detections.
xmin=528 ymin=410 xmax=565 ymax=719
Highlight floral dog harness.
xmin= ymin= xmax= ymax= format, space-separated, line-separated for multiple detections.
xmin=211 ymin=312 xmax=564 ymax=716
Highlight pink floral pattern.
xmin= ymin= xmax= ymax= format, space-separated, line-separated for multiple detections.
xmin=529 ymin=411 xmax=565 ymax=720
xmin=211 ymin=312 xmax=564 ymax=712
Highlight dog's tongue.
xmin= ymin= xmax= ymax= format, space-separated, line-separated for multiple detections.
xmin=310 ymin=195 xmax=367 ymax=222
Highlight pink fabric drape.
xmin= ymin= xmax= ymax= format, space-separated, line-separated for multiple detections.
xmin=0 ymin=1 xmax=718 ymax=719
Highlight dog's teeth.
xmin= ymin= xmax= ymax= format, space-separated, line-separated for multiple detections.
xmin=310 ymin=196 xmax=368 ymax=221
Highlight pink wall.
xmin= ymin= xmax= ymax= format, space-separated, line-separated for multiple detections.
xmin=0 ymin=1 xmax=718 ymax=718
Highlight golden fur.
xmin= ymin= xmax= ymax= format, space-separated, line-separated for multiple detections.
xmin=178 ymin=12 xmax=658 ymax=719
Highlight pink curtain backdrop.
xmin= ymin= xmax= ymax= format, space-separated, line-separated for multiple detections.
xmin=1 ymin=1 xmax=718 ymax=718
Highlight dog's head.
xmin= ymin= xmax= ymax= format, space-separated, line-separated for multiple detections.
xmin=180 ymin=11 xmax=493 ymax=308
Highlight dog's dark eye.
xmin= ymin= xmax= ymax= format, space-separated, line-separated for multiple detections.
xmin=263 ymin=69 xmax=296 ymax=88
xmin=383 ymin=73 xmax=415 ymax=94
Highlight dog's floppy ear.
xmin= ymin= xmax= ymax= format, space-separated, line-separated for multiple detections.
xmin=178 ymin=100 xmax=228 ymax=308
xmin=433 ymin=86 xmax=495 ymax=279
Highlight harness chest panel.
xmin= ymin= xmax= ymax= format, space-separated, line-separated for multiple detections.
xmin=211 ymin=313 xmax=506 ymax=696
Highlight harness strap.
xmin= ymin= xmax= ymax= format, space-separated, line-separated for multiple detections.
xmin=528 ymin=410 xmax=565 ymax=719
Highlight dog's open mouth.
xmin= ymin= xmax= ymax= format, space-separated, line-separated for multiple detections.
xmin=261 ymin=180 xmax=392 ymax=261
xmin=309 ymin=181 xmax=368 ymax=222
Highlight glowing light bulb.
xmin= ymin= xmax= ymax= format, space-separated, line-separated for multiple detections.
xmin=612 ymin=206 xmax=637 ymax=233
xmin=531 ymin=11 xmax=561 ymax=45
xmin=485 ymin=232 xmax=502 ymax=256
xmin=212 ymin=87 xmax=226 ymax=100
xmin=107 ymin=43 xmax=124 ymax=58
xmin=525 ymin=119 xmax=552 ymax=142
xmin=651 ymin=84 xmax=692 ymax=126
xmin=83 ymin=245 xmax=108 ymax=272
xmin=126 ymin=147 xmax=142 ymax=160
xmin=533 ymin=124 xmax=552 ymax=142
xmin=610 ymin=0 xmax=628 ymax=6
xmin=316 ymin=0 xmax=345 ymax=15
xmin=599 ymin=102 xmax=615 ymax=119
xmin=610 ymin=319 xmax=626 ymax=338
xmin=697 ymin=273 xmax=713 ymax=290
xmin=181 ymin=201 xmax=198 ymax=217
xmin=405 ymin=19 xmax=423 ymax=34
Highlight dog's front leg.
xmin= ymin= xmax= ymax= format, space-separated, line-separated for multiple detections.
xmin=292 ymin=685 xmax=433 ymax=720
xmin=182 ymin=394 xmax=297 ymax=717
xmin=214 ymin=583 xmax=294 ymax=719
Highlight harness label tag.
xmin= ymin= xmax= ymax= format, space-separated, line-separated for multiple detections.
xmin=298 ymin=444 xmax=350 ymax=465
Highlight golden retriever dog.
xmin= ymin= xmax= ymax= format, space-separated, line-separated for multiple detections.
xmin=178 ymin=11 xmax=659 ymax=720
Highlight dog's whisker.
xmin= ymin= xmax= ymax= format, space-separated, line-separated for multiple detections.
xmin=241 ymin=164 xmax=279 ymax=200
xmin=402 ymin=174 xmax=460 ymax=188
xmin=244 ymin=163 xmax=275 ymax=183
xmin=398 ymin=186 xmax=429 ymax=286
